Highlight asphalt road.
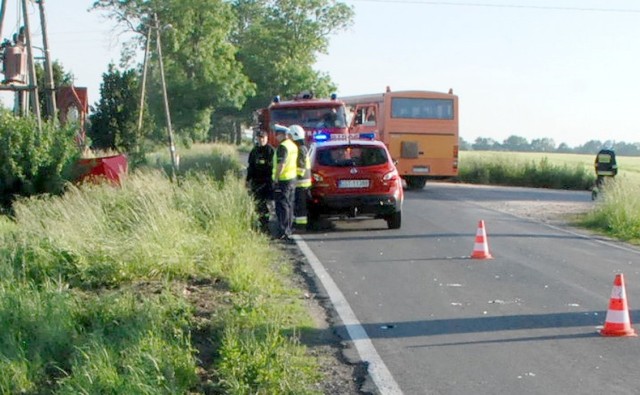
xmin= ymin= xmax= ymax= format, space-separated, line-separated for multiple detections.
xmin=296 ymin=182 xmax=640 ymax=395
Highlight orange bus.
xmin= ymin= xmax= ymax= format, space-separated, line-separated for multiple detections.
xmin=342 ymin=89 xmax=459 ymax=189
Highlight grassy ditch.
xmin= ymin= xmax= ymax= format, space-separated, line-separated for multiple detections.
xmin=0 ymin=146 xmax=326 ymax=394
xmin=580 ymin=179 xmax=640 ymax=243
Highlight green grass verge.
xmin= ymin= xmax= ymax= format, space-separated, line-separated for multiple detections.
xmin=0 ymin=144 xmax=324 ymax=394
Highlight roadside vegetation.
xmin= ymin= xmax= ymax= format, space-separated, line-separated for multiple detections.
xmin=457 ymin=151 xmax=595 ymax=190
xmin=0 ymin=144 xmax=328 ymax=394
xmin=580 ymin=179 xmax=640 ymax=243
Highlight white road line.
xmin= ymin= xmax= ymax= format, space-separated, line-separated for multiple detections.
xmin=293 ymin=235 xmax=404 ymax=395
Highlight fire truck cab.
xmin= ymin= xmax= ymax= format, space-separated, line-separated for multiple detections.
xmin=255 ymin=91 xmax=349 ymax=147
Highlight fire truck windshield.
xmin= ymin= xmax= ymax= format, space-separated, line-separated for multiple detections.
xmin=270 ymin=106 xmax=347 ymax=129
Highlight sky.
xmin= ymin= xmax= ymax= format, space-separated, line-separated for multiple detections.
xmin=1 ymin=0 xmax=639 ymax=148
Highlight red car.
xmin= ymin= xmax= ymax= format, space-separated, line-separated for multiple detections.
xmin=307 ymin=134 xmax=404 ymax=229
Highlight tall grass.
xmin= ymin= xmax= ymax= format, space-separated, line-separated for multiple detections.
xmin=581 ymin=179 xmax=640 ymax=242
xmin=457 ymin=152 xmax=594 ymax=190
xmin=0 ymin=145 xmax=324 ymax=393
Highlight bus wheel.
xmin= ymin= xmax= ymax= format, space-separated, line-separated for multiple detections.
xmin=385 ymin=211 xmax=402 ymax=229
xmin=405 ymin=176 xmax=427 ymax=190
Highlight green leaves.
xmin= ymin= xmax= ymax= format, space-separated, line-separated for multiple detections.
xmin=92 ymin=0 xmax=354 ymax=144
xmin=0 ymin=111 xmax=79 ymax=205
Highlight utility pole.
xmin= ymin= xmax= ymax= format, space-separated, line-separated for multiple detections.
xmin=21 ymin=0 xmax=42 ymax=132
xmin=37 ymin=0 xmax=56 ymax=120
xmin=154 ymin=13 xmax=178 ymax=181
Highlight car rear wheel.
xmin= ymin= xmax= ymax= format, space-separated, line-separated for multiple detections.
xmin=385 ymin=211 xmax=401 ymax=229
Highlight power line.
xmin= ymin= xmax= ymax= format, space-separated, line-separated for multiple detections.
xmin=350 ymin=0 xmax=640 ymax=13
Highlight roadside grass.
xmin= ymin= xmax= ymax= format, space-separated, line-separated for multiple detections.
xmin=460 ymin=150 xmax=640 ymax=241
xmin=458 ymin=151 xmax=594 ymax=190
xmin=459 ymin=151 xmax=640 ymax=186
xmin=579 ymin=179 xmax=640 ymax=243
xmin=0 ymin=144 xmax=325 ymax=394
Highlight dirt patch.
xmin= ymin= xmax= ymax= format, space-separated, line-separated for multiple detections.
xmin=481 ymin=200 xmax=593 ymax=225
xmin=279 ymin=241 xmax=371 ymax=395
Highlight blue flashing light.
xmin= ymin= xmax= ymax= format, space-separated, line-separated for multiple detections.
xmin=330 ymin=92 xmax=337 ymax=100
xmin=358 ymin=132 xmax=376 ymax=140
xmin=273 ymin=95 xmax=280 ymax=103
xmin=313 ymin=131 xmax=331 ymax=142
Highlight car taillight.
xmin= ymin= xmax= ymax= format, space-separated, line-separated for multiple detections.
xmin=383 ymin=169 xmax=399 ymax=181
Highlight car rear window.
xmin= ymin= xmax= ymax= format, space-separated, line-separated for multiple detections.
xmin=316 ymin=146 xmax=388 ymax=167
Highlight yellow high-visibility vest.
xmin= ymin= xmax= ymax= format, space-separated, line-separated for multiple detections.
xmin=273 ymin=139 xmax=298 ymax=181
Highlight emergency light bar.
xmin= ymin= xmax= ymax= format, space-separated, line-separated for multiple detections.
xmin=312 ymin=131 xmax=378 ymax=143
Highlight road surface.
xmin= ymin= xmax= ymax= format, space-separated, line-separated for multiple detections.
xmin=296 ymin=183 xmax=640 ymax=395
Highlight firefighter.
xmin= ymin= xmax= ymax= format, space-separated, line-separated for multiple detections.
xmin=246 ymin=130 xmax=274 ymax=231
xmin=272 ymin=124 xmax=298 ymax=241
xmin=593 ymin=148 xmax=618 ymax=199
xmin=289 ymin=125 xmax=311 ymax=229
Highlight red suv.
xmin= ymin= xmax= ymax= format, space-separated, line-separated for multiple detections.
xmin=307 ymin=134 xmax=404 ymax=229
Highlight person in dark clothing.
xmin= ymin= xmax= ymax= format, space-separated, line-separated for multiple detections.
xmin=592 ymin=148 xmax=618 ymax=200
xmin=246 ymin=130 xmax=275 ymax=231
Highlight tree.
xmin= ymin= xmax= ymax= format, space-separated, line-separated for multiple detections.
xmin=93 ymin=0 xmax=255 ymax=143
xmin=92 ymin=0 xmax=354 ymax=143
xmin=502 ymin=135 xmax=529 ymax=152
xmin=472 ymin=137 xmax=499 ymax=151
xmin=575 ymin=140 xmax=603 ymax=154
xmin=530 ymin=137 xmax=556 ymax=152
xmin=230 ymin=0 xmax=355 ymax=126
xmin=459 ymin=137 xmax=472 ymax=151
xmin=556 ymin=142 xmax=573 ymax=153
xmin=88 ymin=64 xmax=152 ymax=165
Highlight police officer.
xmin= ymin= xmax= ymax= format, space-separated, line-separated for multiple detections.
xmin=272 ymin=125 xmax=298 ymax=241
xmin=246 ymin=130 xmax=274 ymax=231
xmin=289 ymin=125 xmax=311 ymax=229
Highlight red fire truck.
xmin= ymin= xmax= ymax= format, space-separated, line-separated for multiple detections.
xmin=254 ymin=91 xmax=349 ymax=146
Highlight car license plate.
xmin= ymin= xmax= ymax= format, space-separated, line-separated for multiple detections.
xmin=338 ymin=179 xmax=369 ymax=188
xmin=413 ymin=166 xmax=430 ymax=173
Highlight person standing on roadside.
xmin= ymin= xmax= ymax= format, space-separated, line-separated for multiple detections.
xmin=246 ymin=130 xmax=274 ymax=231
xmin=288 ymin=125 xmax=311 ymax=229
xmin=272 ymin=125 xmax=298 ymax=241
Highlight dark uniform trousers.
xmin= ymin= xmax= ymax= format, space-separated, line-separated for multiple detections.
xmin=275 ymin=179 xmax=295 ymax=238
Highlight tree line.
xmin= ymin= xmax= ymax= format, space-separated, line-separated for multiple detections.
xmin=461 ymin=135 xmax=640 ymax=156
xmin=85 ymin=0 xmax=353 ymax=162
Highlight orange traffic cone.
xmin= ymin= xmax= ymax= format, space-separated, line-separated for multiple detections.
xmin=471 ymin=220 xmax=493 ymax=259
xmin=600 ymin=273 xmax=637 ymax=337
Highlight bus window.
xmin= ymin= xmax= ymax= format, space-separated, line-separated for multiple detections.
xmin=391 ymin=98 xmax=454 ymax=120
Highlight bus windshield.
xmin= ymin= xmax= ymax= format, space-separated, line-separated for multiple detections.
xmin=391 ymin=98 xmax=454 ymax=120
xmin=270 ymin=106 xmax=348 ymax=129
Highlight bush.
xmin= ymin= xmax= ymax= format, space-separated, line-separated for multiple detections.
xmin=0 ymin=111 xmax=80 ymax=207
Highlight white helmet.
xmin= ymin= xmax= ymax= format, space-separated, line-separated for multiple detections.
xmin=289 ymin=124 xmax=305 ymax=141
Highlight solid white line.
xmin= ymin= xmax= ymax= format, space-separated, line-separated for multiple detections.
xmin=293 ymin=235 xmax=404 ymax=395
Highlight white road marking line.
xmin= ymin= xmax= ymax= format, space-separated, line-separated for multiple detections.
xmin=293 ymin=235 xmax=405 ymax=395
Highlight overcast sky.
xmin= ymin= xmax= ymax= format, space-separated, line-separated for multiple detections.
xmin=2 ymin=0 xmax=639 ymax=148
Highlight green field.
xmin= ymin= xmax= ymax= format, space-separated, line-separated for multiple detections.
xmin=460 ymin=150 xmax=640 ymax=185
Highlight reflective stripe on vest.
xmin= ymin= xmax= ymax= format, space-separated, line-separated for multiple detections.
xmin=273 ymin=139 xmax=298 ymax=181
xmin=297 ymin=153 xmax=311 ymax=187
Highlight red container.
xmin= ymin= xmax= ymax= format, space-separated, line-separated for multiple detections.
xmin=76 ymin=154 xmax=128 ymax=185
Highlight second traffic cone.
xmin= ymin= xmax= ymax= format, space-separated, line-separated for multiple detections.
xmin=600 ymin=273 xmax=637 ymax=337
xmin=471 ymin=220 xmax=493 ymax=259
